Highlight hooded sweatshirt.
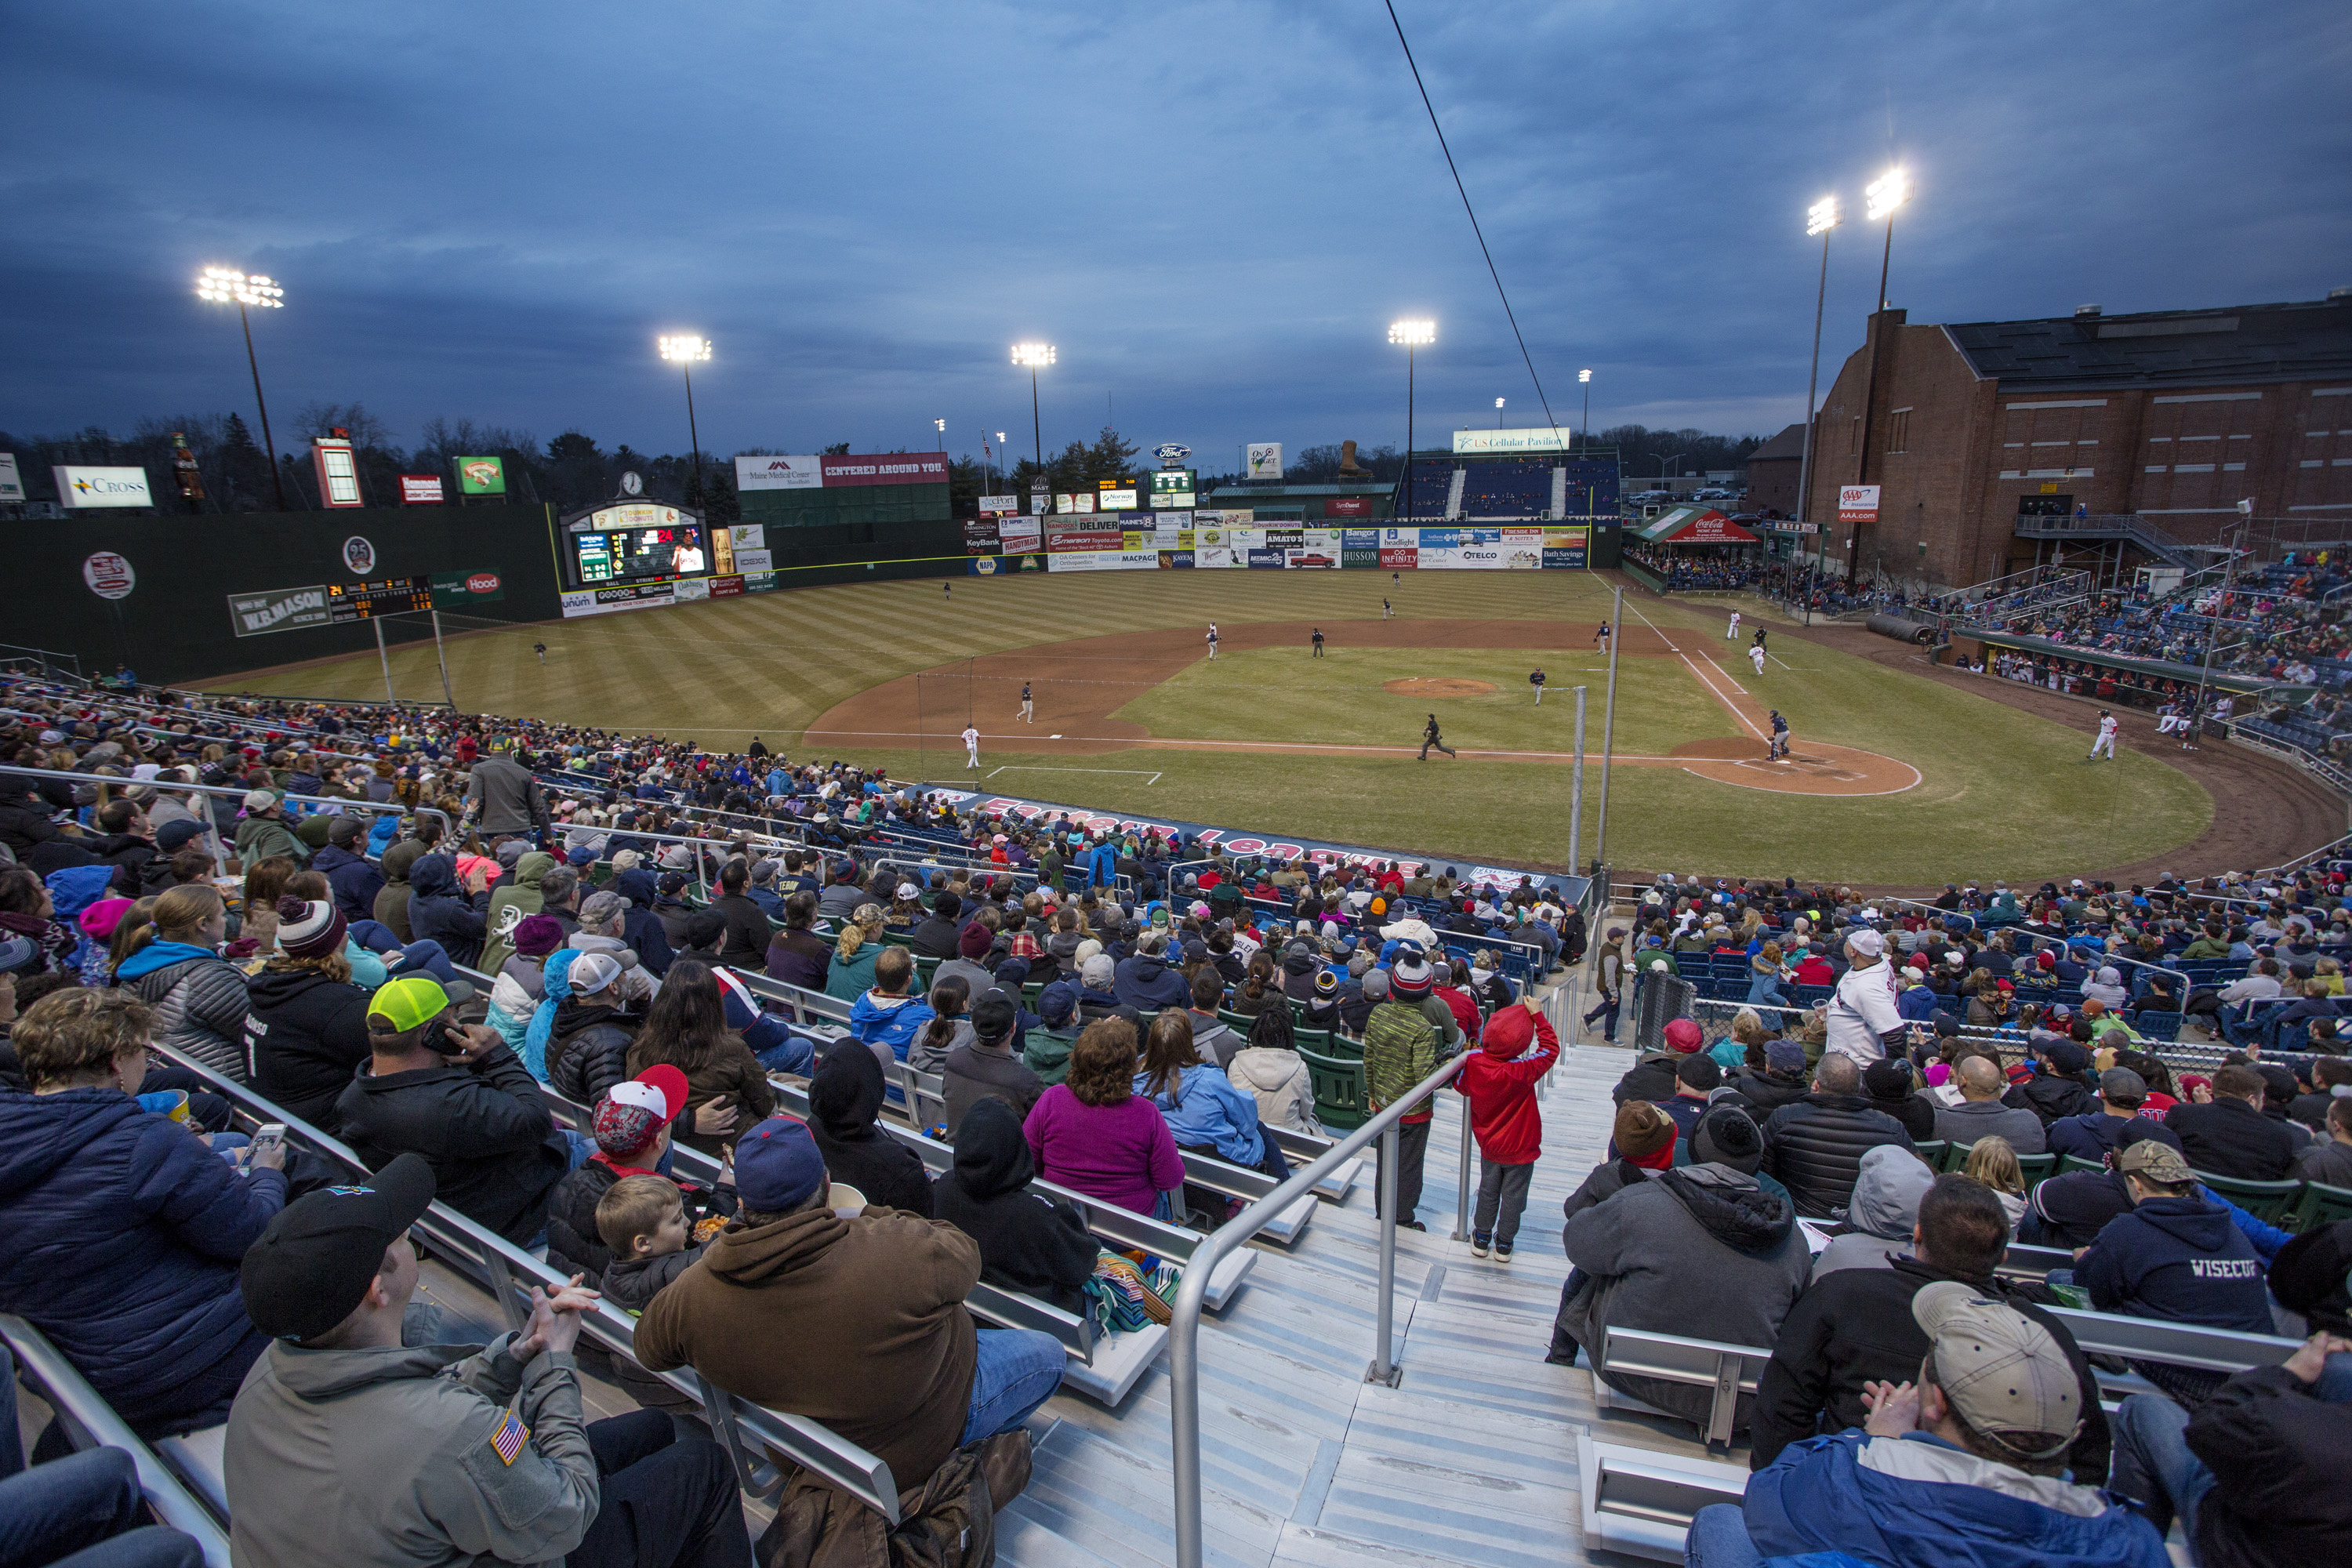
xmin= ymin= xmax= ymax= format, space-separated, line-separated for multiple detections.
xmin=1227 ymin=1044 xmax=1318 ymax=1134
xmin=224 ymin=1334 xmax=596 ymax=1568
xmin=1453 ymin=1003 xmax=1559 ymax=1164
xmin=848 ymin=987 xmax=936 ymax=1061
xmin=1814 ymin=1144 xmax=1935 ymax=1276
xmin=372 ymin=840 xmax=424 ymax=941
xmin=477 ymin=851 xmax=553 ymax=978
xmin=1112 ymin=949 xmax=1190 ymax=1011
xmin=2075 ymin=1192 xmax=2274 ymax=1332
xmin=808 ymin=1044 xmax=935 ymax=1217
xmin=243 ymin=964 xmax=376 ymax=1131
xmin=1560 ymin=1163 xmax=1811 ymax=1428
xmin=0 ymin=1087 xmax=288 ymax=1436
xmin=405 ymin=854 xmax=487 ymax=967
xmin=608 ymin=868 xmax=677 ymax=978
xmin=930 ymin=1097 xmax=1097 ymax=1313
xmin=633 ymin=1207 xmax=982 ymax=1490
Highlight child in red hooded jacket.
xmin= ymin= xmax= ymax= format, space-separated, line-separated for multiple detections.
xmin=1454 ymin=994 xmax=1559 ymax=1260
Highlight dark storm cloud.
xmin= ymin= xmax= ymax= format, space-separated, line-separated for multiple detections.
xmin=3 ymin=0 xmax=2345 ymax=463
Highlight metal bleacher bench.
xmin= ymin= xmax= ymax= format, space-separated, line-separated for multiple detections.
xmin=1577 ymin=1431 xmax=1750 ymax=1565
xmin=2 ymin=1315 xmax=234 ymax=1567
xmin=1589 ymin=1325 xmax=1769 ymax=1450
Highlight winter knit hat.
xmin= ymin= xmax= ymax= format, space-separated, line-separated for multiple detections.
xmin=1314 ymin=969 xmax=1338 ymax=997
xmin=1389 ymin=942 xmax=1436 ymax=996
xmin=276 ymin=896 xmax=347 ymax=960
xmin=959 ymin=920 xmax=993 ymax=959
xmin=512 ymin=914 xmax=564 ymax=958
xmin=1614 ymin=1101 xmax=1676 ymax=1167
xmin=1690 ymin=1105 xmax=1763 ymax=1174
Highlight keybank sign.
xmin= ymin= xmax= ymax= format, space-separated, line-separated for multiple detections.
xmin=227 ymin=585 xmax=331 ymax=637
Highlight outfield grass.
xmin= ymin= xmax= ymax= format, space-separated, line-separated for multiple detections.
xmin=197 ymin=569 xmax=2214 ymax=885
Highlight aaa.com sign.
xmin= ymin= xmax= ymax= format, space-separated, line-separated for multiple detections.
xmin=1838 ymin=485 xmax=1881 ymax=523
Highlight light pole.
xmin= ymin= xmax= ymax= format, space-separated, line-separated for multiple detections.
xmin=1012 ymin=343 xmax=1054 ymax=476
xmin=1661 ymin=452 xmax=1686 ymax=488
xmin=996 ymin=432 xmax=1007 ymax=492
xmin=1797 ymin=194 xmax=1839 ymax=565
xmin=195 ymin=267 xmax=289 ymax=511
xmin=1388 ymin=320 xmax=1435 ymax=516
xmin=1851 ymin=166 xmax=1908 ymax=586
xmin=1578 ymin=368 xmax=1592 ymax=454
xmin=659 ymin=336 xmax=711 ymax=506
xmin=1495 ymin=396 xmax=1505 ymax=430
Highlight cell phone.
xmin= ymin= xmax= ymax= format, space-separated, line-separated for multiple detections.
xmin=431 ymin=1020 xmax=474 ymax=1056
xmin=250 ymin=1123 xmax=286 ymax=1156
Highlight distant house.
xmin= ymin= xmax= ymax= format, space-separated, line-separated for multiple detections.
xmin=1743 ymin=423 xmax=1807 ymax=518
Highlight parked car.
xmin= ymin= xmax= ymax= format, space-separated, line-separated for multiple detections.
xmin=1695 ymin=487 xmax=1733 ymax=500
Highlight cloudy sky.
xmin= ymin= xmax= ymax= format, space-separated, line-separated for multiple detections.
xmin=6 ymin=0 xmax=2347 ymax=468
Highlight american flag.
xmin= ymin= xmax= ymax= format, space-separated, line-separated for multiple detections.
xmin=489 ymin=1407 xmax=529 ymax=1467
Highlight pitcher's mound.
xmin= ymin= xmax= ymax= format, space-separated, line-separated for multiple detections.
xmin=1385 ymin=677 xmax=1496 ymax=697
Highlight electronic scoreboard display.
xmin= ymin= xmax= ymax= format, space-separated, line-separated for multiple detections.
xmin=566 ymin=503 xmax=708 ymax=586
xmin=326 ymin=576 xmax=433 ymax=622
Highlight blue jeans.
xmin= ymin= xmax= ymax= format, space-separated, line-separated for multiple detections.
xmin=754 ymin=1033 xmax=818 ymax=1076
xmin=1683 ymin=1503 xmax=1762 ymax=1568
xmin=2107 ymin=1393 xmax=2215 ymax=1541
xmin=1 ymin=1343 xmax=203 ymax=1568
xmin=958 ymin=1328 xmax=1065 ymax=1446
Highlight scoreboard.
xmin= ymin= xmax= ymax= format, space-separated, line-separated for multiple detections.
xmin=327 ymin=576 xmax=433 ymax=622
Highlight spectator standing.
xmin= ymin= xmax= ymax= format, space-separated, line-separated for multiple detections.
xmin=0 ymin=987 xmax=289 ymax=1441
xmin=460 ymin=738 xmax=550 ymax=840
xmin=1359 ymin=968 xmax=1442 ymax=1229
xmin=1822 ymin=927 xmax=1904 ymax=1064
xmin=1454 ymin=996 xmax=1559 ymax=1261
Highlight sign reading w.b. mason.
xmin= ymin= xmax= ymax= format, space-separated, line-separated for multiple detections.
xmin=228 ymin=586 xmax=332 ymax=637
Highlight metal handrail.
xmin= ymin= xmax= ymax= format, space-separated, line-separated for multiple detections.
xmin=0 ymin=1315 xmax=234 ymax=1564
xmin=1168 ymin=1047 xmax=1472 ymax=1568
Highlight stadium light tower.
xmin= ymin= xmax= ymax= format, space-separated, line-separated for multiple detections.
xmin=1578 ymin=368 xmax=1592 ymax=453
xmin=1494 ymin=396 xmax=1505 ymax=430
xmin=194 ymin=266 xmax=289 ymax=511
xmin=658 ymin=335 xmax=712 ymax=506
xmin=1388 ymin=320 xmax=1435 ymax=516
xmin=1796 ymin=194 xmax=1841 ymax=557
xmin=1865 ymin=167 xmax=1908 ymax=310
xmin=996 ymin=430 xmax=1007 ymax=490
xmin=1011 ymin=343 xmax=1055 ymax=474
xmin=1850 ymin=169 xmax=1907 ymax=589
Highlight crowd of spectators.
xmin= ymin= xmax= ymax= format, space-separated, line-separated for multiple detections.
xmin=1624 ymin=545 xmax=1762 ymax=591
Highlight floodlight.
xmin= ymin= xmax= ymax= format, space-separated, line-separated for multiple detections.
xmin=1864 ymin=169 xmax=1907 ymax=223
xmin=1011 ymin=343 xmax=1056 ymax=367
xmin=1807 ymin=194 xmax=1841 ymax=237
xmin=1579 ymin=368 xmax=1592 ymax=383
xmin=1388 ymin=319 xmax=1436 ymax=347
xmin=195 ymin=267 xmax=283 ymax=308
xmin=659 ymin=335 xmax=711 ymax=363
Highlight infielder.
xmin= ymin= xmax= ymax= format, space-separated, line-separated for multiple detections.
xmin=963 ymin=724 xmax=981 ymax=768
xmin=1311 ymin=627 xmax=1325 ymax=657
xmin=1530 ymin=666 xmax=1546 ymax=705
xmin=1381 ymin=597 xmax=1392 ymax=620
xmin=2088 ymin=709 xmax=2118 ymax=761
xmin=1206 ymin=622 xmax=1220 ymax=659
xmin=1020 ymin=681 xmax=1033 ymax=723
xmin=1726 ymin=608 xmax=1741 ymax=640
xmin=1593 ymin=619 xmax=1611 ymax=649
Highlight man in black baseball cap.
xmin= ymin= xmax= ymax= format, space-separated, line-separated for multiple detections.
xmin=226 ymin=1153 xmax=752 ymax=1567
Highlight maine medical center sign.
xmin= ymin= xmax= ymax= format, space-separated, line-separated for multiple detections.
xmin=735 ymin=453 xmax=949 ymax=489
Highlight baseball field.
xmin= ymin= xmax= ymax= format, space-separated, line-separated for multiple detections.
xmin=196 ymin=568 xmax=2276 ymax=887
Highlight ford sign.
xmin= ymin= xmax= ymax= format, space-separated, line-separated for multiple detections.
xmin=1154 ymin=443 xmax=1191 ymax=463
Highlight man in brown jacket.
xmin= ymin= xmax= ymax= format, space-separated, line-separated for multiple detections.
xmin=634 ymin=1116 xmax=1064 ymax=1488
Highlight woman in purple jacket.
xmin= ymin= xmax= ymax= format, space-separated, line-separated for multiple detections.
xmin=1023 ymin=1018 xmax=1184 ymax=1218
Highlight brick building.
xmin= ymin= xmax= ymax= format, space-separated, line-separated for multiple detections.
xmin=1801 ymin=291 xmax=2352 ymax=589
xmin=1741 ymin=423 xmax=1806 ymax=517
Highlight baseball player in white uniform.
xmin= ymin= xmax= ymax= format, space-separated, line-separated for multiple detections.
xmin=1726 ymin=608 xmax=1740 ymax=640
xmin=1206 ymin=622 xmax=1219 ymax=659
xmin=2088 ymin=710 xmax=2118 ymax=761
xmin=1749 ymin=641 xmax=1766 ymax=677
xmin=963 ymin=724 xmax=981 ymax=768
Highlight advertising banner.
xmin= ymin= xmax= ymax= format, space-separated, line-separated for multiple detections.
xmin=963 ymin=518 xmax=1000 ymax=554
xmin=1097 ymin=486 xmax=1138 ymax=510
xmin=399 ymin=474 xmax=445 ymax=505
xmin=731 ymin=548 xmax=773 ymax=573
xmin=1542 ymin=527 xmax=1590 ymax=568
xmin=227 ymin=586 xmax=330 ymax=637
xmin=1163 ymin=551 xmax=1195 ymax=568
xmin=709 ymin=575 xmax=746 ymax=600
xmin=1287 ymin=548 xmax=1338 ymax=568
xmin=1047 ymin=529 xmax=1124 ymax=553
xmin=430 ymin=570 xmax=506 ymax=608
xmin=1193 ymin=508 xmax=1252 ymax=528
xmin=456 ymin=456 xmax=506 ymax=495
xmin=82 ymin=553 xmax=136 ymax=600
xmin=53 ymin=466 xmax=154 ymax=509
xmin=1193 ymin=543 xmax=1236 ymax=569
xmin=1245 ymin=548 xmax=1287 ymax=568
xmin=997 ymin=517 xmax=1040 ymax=554
xmin=1245 ymin=444 xmax=1283 ymax=479
xmin=726 ymin=524 xmax=766 ymax=550
xmin=978 ymin=494 xmax=1020 ymax=515
xmin=0 ymin=454 xmax=21 ymax=503
xmin=1838 ymin=485 xmax=1881 ymax=523
xmin=1046 ymin=550 xmax=1161 ymax=573
xmin=743 ymin=571 xmax=778 ymax=593
xmin=1262 ymin=528 xmax=1304 ymax=548
xmin=672 ymin=578 xmax=710 ymax=603
xmin=1324 ymin=495 xmax=1374 ymax=516
xmin=1053 ymin=492 xmax=1095 ymax=514
xmin=735 ymin=456 xmax=824 ymax=490
xmin=822 ymin=452 xmax=949 ymax=487
xmin=1342 ymin=528 xmax=1380 ymax=552
xmin=1451 ymin=426 xmax=1579 ymax=455
xmin=560 ymin=581 xmax=677 ymax=618
xmin=1379 ymin=546 xmax=1419 ymax=568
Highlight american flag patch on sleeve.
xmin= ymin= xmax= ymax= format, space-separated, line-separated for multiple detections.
xmin=488 ymin=1407 xmax=530 ymax=1466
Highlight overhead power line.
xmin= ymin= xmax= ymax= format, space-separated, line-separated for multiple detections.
xmin=1382 ymin=0 xmax=1563 ymax=443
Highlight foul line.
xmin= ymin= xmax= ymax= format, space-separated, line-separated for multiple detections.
xmin=987 ymin=765 xmax=1161 ymax=786
xmin=1676 ymin=652 xmax=1769 ymax=741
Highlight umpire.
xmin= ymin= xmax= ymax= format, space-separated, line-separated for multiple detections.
xmin=1418 ymin=714 xmax=1457 ymax=761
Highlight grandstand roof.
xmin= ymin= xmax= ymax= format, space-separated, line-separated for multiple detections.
xmin=1634 ymin=506 xmax=1754 ymax=543
xmin=1945 ymin=295 xmax=2352 ymax=391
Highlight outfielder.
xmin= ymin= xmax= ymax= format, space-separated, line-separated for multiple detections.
xmin=2088 ymin=709 xmax=2118 ymax=761
xmin=963 ymin=724 xmax=981 ymax=768
xmin=1206 ymin=622 xmax=1220 ymax=659
xmin=1530 ymin=666 xmax=1546 ymax=705
xmin=1020 ymin=681 xmax=1033 ymax=724
xmin=1311 ymin=627 xmax=1325 ymax=657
